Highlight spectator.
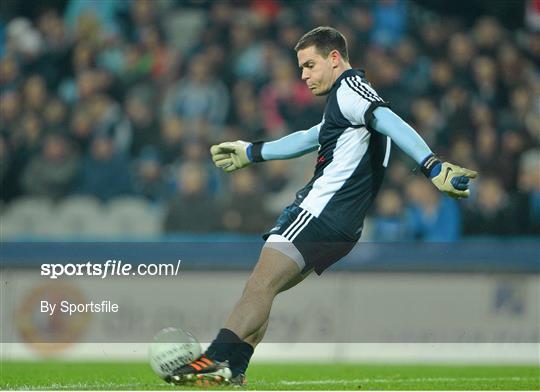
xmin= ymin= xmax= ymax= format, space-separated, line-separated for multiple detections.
xmin=162 ymin=52 xmax=229 ymax=128
xmin=499 ymin=129 xmax=528 ymax=191
xmin=34 ymin=9 xmax=71 ymax=89
xmin=410 ymin=97 xmax=445 ymax=146
xmin=405 ymin=178 xmax=461 ymax=242
xmin=514 ymin=149 xmax=540 ymax=235
xmin=395 ymin=39 xmax=430 ymax=99
xmin=440 ymin=85 xmax=472 ymax=134
xmin=221 ymin=169 xmax=272 ymax=233
xmin=473 ymin=17 xmax=504 ymax=58
xmin=21 ymin=133 xmax=79 ymax=199
xmin=472 ymin=56 xmax=504 ymax=108
xmin=0 ymin=136 xmax=10 ymax=199
xmin=448 ymin=137 xmax=476 ymax=171
xmin=231 ymin=81 xmax=265 ymax=139
xmin=507 ymin=87 xmax=539 ymax=143
xmin=371 ymin=188 xmax=410 ymax=241
xmin=118 ymin=44 xmax=153 ymax=90
xmin=12 ymin=111 xmax=43 ymax=158
xmin=69 ymin=106 xmax=94 ymax=154
xmin=229 ymin=21 xmax=267 ymax=83
xmin=63 ymin=0 xmax=127 ymax=39
xmin=5 ymin=18 xmax=43 ymax=63
xmin=138 ymin=24 xmax=178 ymax=83
xmin=88 ymin=94 xmax=132 ymax=154
xmin=124 ymin=88 xmax=158 ymax=156
xmin=371 ymin=0 xmax=407 ymax=48
xmin=72 ymin=43 xmax=97 ymax=74
xmin=448 ymin=33 xmax=475 ymax=88
xmin=427 ymin=60 xmax=453 ymax=99
xmin=129 ymin=0 xmax=160 ymax=32
xmin=133 ymin=146 xmax=169 ymax=203
xmin=418 ymin=22 xmax=447 ymax=59
xmin=475 ymin=125 xmax=499 ymax=171
xmin=0 ymin=90 xmax=22 ymax=134
xmin=463 ymin=176 xmax=518 ymax=236
xmin=23 ymin=75 xmax=48 ymax=113
xmin=263 ymin=160 xmax=290 ymax=195
xmin=158 ymin=115 xmax=185 ymax=165
xmin=77 ymin=135 xmax=133 ymax=201
xmin=259 ymin=59 xmax=316 ymax=135
xmin=373 ymin=54 xmax=406 ymax=111
xmin=0 ymin=56 xmax=21 ymax=92
xmin=497 ymin=42 xmax=527 ymax=88
xmin=164 ymin=162 xmax=222 ymax=232
xmin=3 ymin=111 xmax=43 ymax=200
xmin=43 ymin=97 xmax=69 ymax=133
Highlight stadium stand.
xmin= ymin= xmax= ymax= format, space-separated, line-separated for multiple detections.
xmin=0 ymin=0 xmax=538 ymax=240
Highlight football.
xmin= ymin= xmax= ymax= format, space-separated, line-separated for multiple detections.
xmin=148 ymin=327 xmax=202 ymax=380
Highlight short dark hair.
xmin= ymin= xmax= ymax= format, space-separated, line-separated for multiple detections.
xmin=294 ymin=26 xmax=349 ymax=62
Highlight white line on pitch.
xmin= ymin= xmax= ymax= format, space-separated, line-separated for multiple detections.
xmin=280 ymin=376 xmax=534 ymax=385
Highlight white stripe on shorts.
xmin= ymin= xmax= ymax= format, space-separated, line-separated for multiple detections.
xmin=282 ymin=209 xmax=309 ymax=239
xmin=289 ymin=214 xmax=314 ymax=242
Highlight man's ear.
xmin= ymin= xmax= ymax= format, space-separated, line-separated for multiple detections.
xmin=330 ymin=49 xmax=340 ymax=67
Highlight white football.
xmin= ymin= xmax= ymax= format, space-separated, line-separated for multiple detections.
xmin=148 ymin=327 xmax=202 ymax=379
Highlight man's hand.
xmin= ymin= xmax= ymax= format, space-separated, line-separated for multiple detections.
xmin=210 ymin=141 xmax=252 ymax=173
xmin=421 ymin=154 xmax=477 ymax=198
xmin=430 ymin=161 xmax=478 ymax=198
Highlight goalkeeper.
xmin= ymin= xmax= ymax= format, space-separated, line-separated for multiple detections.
xmin=172 ymin=26 xmax=477 ymax=386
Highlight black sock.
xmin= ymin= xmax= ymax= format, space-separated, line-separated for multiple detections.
xmin=205 ymin=328 xmax=242 ymax=362
xmin=229 ymin=341 xmax=254 ymax=377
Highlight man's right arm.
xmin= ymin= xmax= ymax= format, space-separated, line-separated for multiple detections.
xmin=210 ymin=123 xmax=321 ymax=172
xmin=255 ymin=123 xmax=321 ymax=161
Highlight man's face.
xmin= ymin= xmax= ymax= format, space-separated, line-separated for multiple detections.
xmin=297 ymin=46 xmax=336 ymax=96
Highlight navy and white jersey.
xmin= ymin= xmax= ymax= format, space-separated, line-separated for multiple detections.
xmin=293 ymin=68 xmax=391 ymax=240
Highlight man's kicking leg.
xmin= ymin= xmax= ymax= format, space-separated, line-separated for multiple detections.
xmin=224 ymin=246 xmax=303 ymax=338
xmin=242 ymin=268 xmax=307 ymax=347
xmin=240 ymin=268 xmax=307 ymax=347
xmin=172 ymin=244 xmax=308 ymax=384
xmin=227 ymin=267 xmax=310 ymax=381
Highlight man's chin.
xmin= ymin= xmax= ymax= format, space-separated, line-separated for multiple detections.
xmin=312 ymin=88 xmax=329 ymax=96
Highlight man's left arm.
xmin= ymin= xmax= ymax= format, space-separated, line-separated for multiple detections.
xmin=371 ymin=107 xmax=477 ymax=198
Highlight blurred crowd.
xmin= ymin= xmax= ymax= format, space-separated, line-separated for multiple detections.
xmin=1 ymin=0 xmax=539 ymax=239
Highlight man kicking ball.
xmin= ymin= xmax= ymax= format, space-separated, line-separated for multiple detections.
xmin=171 ymin=26 xmax=477 ymax=386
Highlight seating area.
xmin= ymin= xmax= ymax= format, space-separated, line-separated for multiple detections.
xmin=0 ymin=196 xmax=163 ymax=239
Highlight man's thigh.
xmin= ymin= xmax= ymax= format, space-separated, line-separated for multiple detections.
xmin=245 ymin=246 xmax=305 ymax=295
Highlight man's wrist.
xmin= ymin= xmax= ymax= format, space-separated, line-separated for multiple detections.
xmin=250 ymin=142 xmax=265 ymax=162
xmin=421 ymin=153 xmax=442 ymax=178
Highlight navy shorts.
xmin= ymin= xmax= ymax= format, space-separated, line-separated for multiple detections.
xmin=263 ymin=204 xmax=357 ymax=275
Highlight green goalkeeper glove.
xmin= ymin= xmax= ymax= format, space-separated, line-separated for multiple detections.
xmin=421 ymin=154 xmax=478 ymax=198
xmin=210 ymin=140 xmax=252 ymax=173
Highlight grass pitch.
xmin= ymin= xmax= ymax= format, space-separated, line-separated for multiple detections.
xmin=0 ymin=362 xmax=538 ymax=390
